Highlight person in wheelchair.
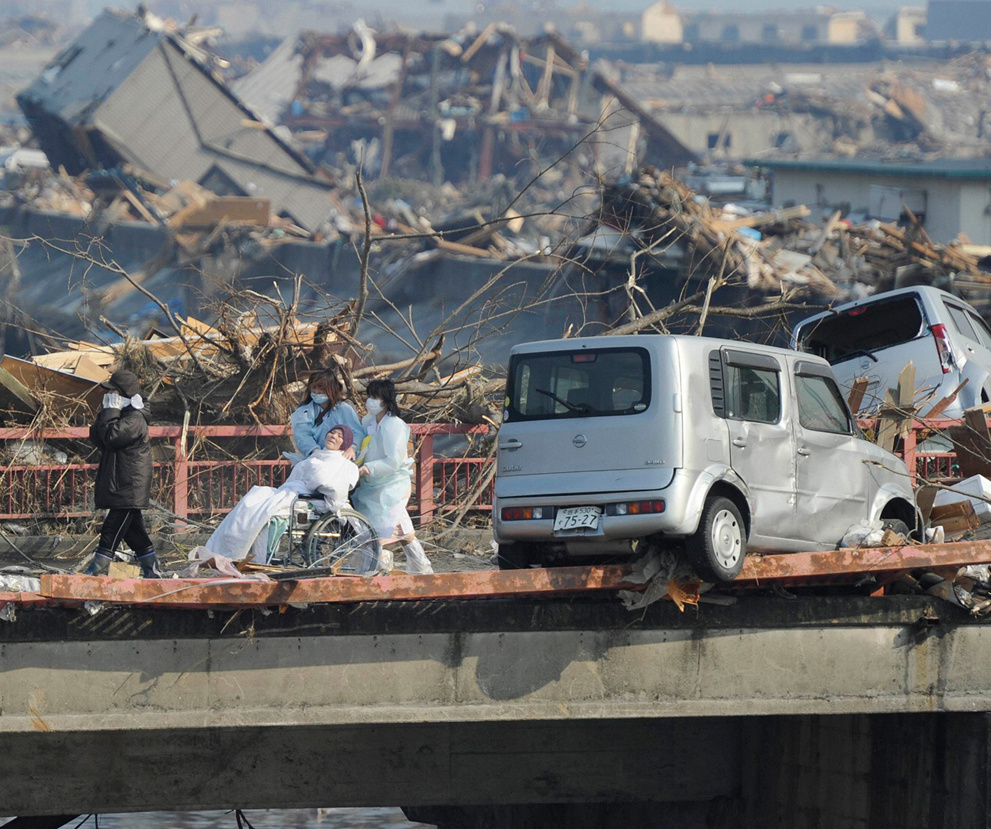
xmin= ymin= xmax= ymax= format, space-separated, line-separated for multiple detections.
xmin=205 ymin=425 xmax=360 ymax=563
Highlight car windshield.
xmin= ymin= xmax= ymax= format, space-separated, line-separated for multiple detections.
xmin=796 ymin=295 xmax=925 ymax=363
xmin=506 ymin=348 xmax=650 ymax=421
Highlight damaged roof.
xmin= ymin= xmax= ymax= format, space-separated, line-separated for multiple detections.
xmin=747 ymin=156 xmax=991 ymax=180
xmin=16 ymin=9 xmax=336 ymax=232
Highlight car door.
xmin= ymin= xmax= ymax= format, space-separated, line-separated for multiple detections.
xmin=793 ymin=361 xmax=872 ymax=547
xmin=962 ymin=305 xmax=991 ymax=399
xmin=720 ymin=348 xmax=798 ymax=546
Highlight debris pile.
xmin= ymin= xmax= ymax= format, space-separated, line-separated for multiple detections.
xmin=242 ymin=24 xmax=696 ymax=187
xmin=0 ymin=304 xmax=500 ymax=431
xmin=603 ymin=53 xmax=991 ymax=163
xmin=596 ymin=166 xmax=991 ymax=305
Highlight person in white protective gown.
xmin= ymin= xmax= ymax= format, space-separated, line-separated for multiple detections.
xmin=205 ymin=425 xmax=359 ymax=562
xmin=286 ymin=370 xmax=365 ymax=465
xmin=352 ymin=378 xmax=434 ymax=574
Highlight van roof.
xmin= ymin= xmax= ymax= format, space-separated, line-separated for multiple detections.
xmin=508 ymin=333 xmax=827 ymax=366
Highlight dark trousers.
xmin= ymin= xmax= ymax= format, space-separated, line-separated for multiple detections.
xmin=98 ymin=508 xmax=153 ymax=556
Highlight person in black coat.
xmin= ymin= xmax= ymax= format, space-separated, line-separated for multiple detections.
xmin=83 ymin=369 xmax=161 ymax=578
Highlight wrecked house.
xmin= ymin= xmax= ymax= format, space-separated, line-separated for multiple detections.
xmin=16 ymin=8 xmax=337 ymax=232
xmin=752 ymin=157 xmax=991 ymax=245
xmin=614 ymin=55 xmax=991 ymax=161
xmin=237 ymin=25 xmax=697 ymax=185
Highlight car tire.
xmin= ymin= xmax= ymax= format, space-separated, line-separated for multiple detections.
xmin=881 ymin=518 xmax=911 ymax=541
xmin=496 ymin=542 xmax=532 ymax=570
xmin=687 ymin=496 xmax=746 ymax=583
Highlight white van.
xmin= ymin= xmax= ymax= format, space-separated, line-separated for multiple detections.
xmin=792 ymin=286 xmax=991 ymax=417
xmin=493 ymin=334 xmax=919 ymax=582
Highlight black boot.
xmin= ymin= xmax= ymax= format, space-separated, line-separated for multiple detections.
xmin=136 ymin=550 xmax=163 ymax=579
xmin=82 ymin=551 xmax=113 ymax=576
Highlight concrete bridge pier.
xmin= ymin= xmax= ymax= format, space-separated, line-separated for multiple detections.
xmin=6 ymin=596 xmax=991 ymax=827
xmin=405 ymin=712 xmax=991 ymax=829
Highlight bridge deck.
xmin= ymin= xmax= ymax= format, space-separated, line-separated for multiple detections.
xmin=2 ymin=539 xmax=990 ymax=610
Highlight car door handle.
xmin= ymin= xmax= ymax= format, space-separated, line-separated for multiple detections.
xmin=499 ymin=439 xmax=523 ymax=450
xmin=797 ymin=447 xmax=811 ymax=456
xmin=732 ymin=438 xmax=746 ymax=447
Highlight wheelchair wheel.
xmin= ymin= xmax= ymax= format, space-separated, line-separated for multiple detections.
xmin=302 ymin=507 xmax=381 ymax=575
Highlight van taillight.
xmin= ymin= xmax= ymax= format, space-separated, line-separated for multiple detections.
xmin=932 ymin=324 xmax=955 ymax=374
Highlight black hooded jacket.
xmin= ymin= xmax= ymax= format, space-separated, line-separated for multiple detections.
xmin=90 ymin=405 xmax=152 ymax=509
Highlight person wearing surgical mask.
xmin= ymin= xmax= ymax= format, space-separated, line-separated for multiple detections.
xmin=352 ymin=378 xmax=433 ymax=575
xmin=83 ymin=369 xmax=162 ymax=578
xmin=288 ymin=370 xmax=365 ymax=464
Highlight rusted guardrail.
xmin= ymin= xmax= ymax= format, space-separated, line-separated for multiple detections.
xmin=0 ymin=418 xmax=972 ymax=525
xmin=0 ymin=424 xmax=490 ymax=524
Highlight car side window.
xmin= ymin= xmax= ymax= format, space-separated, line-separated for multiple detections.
xmin=796 ymin=374 xmax=852 ymax=434
xmin=966 ymin=310 xmax=991 ymax=350
xmin=943 ymin=301 xmax=979 ymax=341
xmin=725 ymin=365 xmax=781 ymax=424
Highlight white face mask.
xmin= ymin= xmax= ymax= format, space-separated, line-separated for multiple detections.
xmin=365 ymin=398 xmax=384 ymax=415
xmin=311 ymin=392 xmax=329 ymax=405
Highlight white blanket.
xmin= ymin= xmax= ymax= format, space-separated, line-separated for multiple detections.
xmin=205 ymin=449 xmax=359 ymax=561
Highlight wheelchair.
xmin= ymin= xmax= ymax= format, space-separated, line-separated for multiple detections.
xmin=264 ymin=494 xmax=382 ymax=576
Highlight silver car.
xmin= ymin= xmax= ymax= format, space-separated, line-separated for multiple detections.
xmin=792 ymin=286 xmax=991 ymax=418
xmin=493 ymin=334 xmax=919 ymax=582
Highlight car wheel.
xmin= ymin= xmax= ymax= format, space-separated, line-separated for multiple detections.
xmin=881 ymin=518 xmax=911 ymax=542
xmin=687 ymin=496 xmax=746 ymax=583
xmin=496 ymin=542 xmax=532 ymax=570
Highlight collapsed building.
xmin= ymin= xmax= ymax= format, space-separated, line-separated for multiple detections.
xmin=16 ymin=8 xmax=338 ymax=233
xmin=614 ymin=53 xmax=991 ymax=162
xmin=234 ymin=24 xmax=698 ymax=185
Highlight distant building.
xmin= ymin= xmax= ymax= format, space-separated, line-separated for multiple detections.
xmin=642 ymin=2 xmax=683 ymax=44
xmin=16 ymin=8 xmax=336 ymax=232
xmin=927 ymin=0 xmax=991 ymax=41
xmin=641 ymin=4 xmax=876 ymax=45
xmin=885 ymin=6 xmax=927 ymax=43
xmin=749 ymin=157 xmax=991 ymax=244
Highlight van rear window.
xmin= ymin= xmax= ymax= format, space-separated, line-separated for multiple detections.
xmin=796 ymin=295 xmax=926 ymax=363
xmin=506 ymin=348 xmax=650 ymax=421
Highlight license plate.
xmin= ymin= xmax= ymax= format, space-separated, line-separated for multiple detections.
xmin=553 ymin=506 xmax=601 ymax=532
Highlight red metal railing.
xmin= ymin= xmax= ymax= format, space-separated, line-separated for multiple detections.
xmin=0 ymin=418 xmax=973 ymax=524
xmin=891 ymin=418 xmax=960 ymax=483
xmin=0 ymin=424 xmax=490 ymax=524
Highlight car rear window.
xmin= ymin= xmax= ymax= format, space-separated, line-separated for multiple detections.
xmin=796 ymin=295 xmax=926 ymax=363
xmin=506 ymin=348 xmax=650 ymax=421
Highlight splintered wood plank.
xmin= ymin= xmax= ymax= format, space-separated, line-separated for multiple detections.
xmin=847 ymin=377 xmax=869 ymax=413
xmin=897 ymin=362 xmax=916 ymax=437
xmin=950 ymin=408 xmax=991 ymax=478
xmin=926 ymin=378 xmax=968 ymax=419
xmin=876 ymin=389 xmax=900 ymax=452
xmin=897 ymin=362 xmax=915 ymax=410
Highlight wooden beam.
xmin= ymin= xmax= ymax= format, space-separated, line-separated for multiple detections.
xmin=847 ymin=377 xmax=869 ymax=413
xmin=460 ymin=22 xmax=496 ymax=64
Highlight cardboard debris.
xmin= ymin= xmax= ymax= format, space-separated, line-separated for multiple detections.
xmin=932 ymin=475 xmax=991 ymax=524
xmin=0 ymin=355 xmax=104 ymax=419
xmin=929 ymin=501 xmax=981 ymax=536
